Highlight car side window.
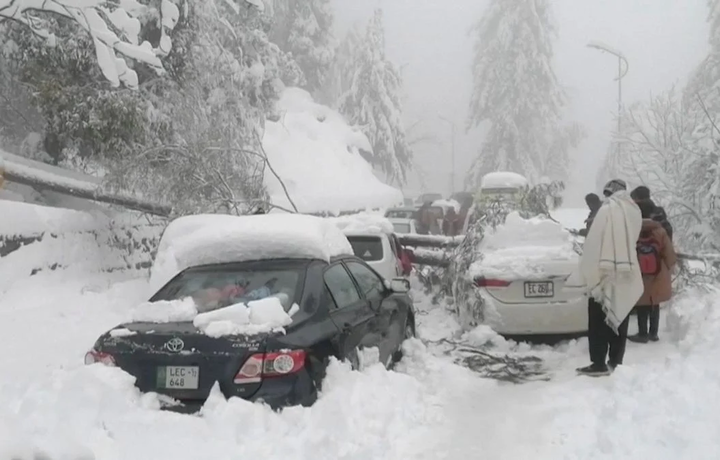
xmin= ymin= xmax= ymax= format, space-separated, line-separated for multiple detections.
xmin=323 ymin=264 xmax=362 ymax=309
xmin=345 ymin=261 xmax=385 ymax=300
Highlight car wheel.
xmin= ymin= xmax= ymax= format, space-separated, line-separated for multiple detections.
xmin=390 ymin=316 xmax=416 ymax=366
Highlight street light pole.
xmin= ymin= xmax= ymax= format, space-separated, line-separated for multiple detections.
xmin=587 ymin=41 xmax=629 ymax=152
xmin=438 ymin=115 xmax=456 ymax=194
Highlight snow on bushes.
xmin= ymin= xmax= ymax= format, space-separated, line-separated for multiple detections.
xmin=263 ymin=88 xmax=403 ymax=214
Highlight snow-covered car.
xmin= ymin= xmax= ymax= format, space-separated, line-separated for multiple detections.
xmin=469 ymin=212 xmax=586 ymax=336
xmin=475 ymin=172 xmax=529 ymax=208
xmin=331 ymin=213 xmax=410 ymax=280
xmin=388 ymin=217 xmax=417 ymax=234
xmin=84 ymin=214 xmax=415 ymax=412
xmin=385 ymin=206 xmax=417 ymax=220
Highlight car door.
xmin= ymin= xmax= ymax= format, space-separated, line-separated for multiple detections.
xmin=323 ymin=262 xmax=380 ymax=364
xmin=344 ymin=260 xmax=406 ymax=367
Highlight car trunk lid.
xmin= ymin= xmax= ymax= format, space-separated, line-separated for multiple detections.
xmin=100 ymin=322 xmax=271 ymax=403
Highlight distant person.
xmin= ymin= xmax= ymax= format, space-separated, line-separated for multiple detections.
xmin=442 ymin=208 xmax=461 ymax=236
xmin=578 ymin=193 xmax=602 ymax=237
xmin=630 ymin=186 xmax=673 ymax=240
xmin=568 ymin=179 xmax=644 ymax=377
xmin=628 ymin=200 xmax=677 ymax=344
xmin=416 ymin=202 xmax=432 ymax=235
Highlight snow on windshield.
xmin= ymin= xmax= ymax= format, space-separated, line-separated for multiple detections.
xmin=469 ymin=212 xmax=578 ymax=280
xmin=150 ymin=213 xmax=352 ymax=293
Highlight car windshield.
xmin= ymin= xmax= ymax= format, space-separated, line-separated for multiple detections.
xmin=393 ymin=223 xmax=411 ymax=234
xmin=386 ymin=209 xmax=415 ymax=219
xmin=346 ymin=235 xmax=384 ymax=262
xmin=153 ymin=266 xmax=303 ymax=313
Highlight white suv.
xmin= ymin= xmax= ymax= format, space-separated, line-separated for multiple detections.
xmin=344 ymin=231 xmax=404 ymax=281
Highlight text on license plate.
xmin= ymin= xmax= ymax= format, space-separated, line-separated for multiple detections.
xmin=524 ymin=281 xmax=554 ymax=298
xmin=157 ymin=366 xmax=199 ymax=389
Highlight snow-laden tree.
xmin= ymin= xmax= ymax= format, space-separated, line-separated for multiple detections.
xmin=466 ymin=0 xmax=579 ymax=186
xmin=338 ymin=9 xmax=412 ymax=184
xmin=270 ymin=0 xmax=334 ymax=93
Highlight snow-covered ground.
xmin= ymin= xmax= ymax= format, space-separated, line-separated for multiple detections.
xmin=1 ymin=258 xmax=720 ymax=459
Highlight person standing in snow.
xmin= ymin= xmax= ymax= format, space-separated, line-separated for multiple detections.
xmin=442 ymin=207 xmax=461 ymax=236
xmin=567 ymin=179 xmax=644 ymax=377
xmin=628 ymin=200 xmax=677 ymax=344
xmin=578 ymin=193 xmax=602 ymax=237
xmin=630 ymin=186 xmax=673 ymax=240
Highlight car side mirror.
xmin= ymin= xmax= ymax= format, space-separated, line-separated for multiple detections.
xmin=389 ymin=278 xmax=410 ymax=294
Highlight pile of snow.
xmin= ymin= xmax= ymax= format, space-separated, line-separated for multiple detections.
xmin=129 ymin=297 xmax=298 ymax=337
xmin=328 ymin=211 xmax=394 ymax=235
xmin=0 ymin=201 xmax=162 ymax=292
xmin=469 ymin=212 xmax=579 ymax=280
xmin=263 ymin=88 xmax=403 ymax=214
xmin=480 ymin=171 xmax=528 ymax=189
xmin=149 ymin=213 xmax=353 ymax=293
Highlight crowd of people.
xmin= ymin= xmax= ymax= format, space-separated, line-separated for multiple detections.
xmin=568 ymin=180 xmax=677 ymax=377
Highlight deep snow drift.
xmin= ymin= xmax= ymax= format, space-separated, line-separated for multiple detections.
xmin=263 ymin=88 xmax=403 ymax=214
xmin=2 ymin=236 xmax=720 ymax=458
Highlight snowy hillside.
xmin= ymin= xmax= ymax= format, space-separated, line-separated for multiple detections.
xmin=264 ymin=88 xmax=403 ymax=214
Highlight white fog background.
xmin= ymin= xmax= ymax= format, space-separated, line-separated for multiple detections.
xmin=334 ymin=0 xmax=709 ymax=207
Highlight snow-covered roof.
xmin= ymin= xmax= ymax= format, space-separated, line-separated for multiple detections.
xmin=480 ymin=172 xmax=529 ymax=189
xmin=149 ymin=213 xmax=353 ymax=293
xmin=431 ymin=199 xmax=461 ymax=213
xmin=328 ymin=212 xmax=395 ymax=236
xmin=469 ymin=212 xmax=578 ymax=280
xmin=263 ymin=88 xmax=403 ymax=214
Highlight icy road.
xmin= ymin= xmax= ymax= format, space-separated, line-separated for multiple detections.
xmin=1 ymin=269 xmax=719 ymax=460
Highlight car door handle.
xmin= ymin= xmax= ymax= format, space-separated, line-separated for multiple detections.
xmin=342 ymin=323 xmax=352 ymax=334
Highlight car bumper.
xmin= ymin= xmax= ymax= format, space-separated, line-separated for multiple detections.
xmin=488 ymin=298 xmax=588 ymax=335
xmin=159 ymin=370 xmax=318 ymax=414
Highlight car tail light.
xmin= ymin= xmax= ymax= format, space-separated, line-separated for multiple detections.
xmin=234 ymin=350 xmax=306 ymax=384
xmin=84 ymin=350 xmax=116 ymax=366
xmin=474 ymin=277 xmax=511 ymax=288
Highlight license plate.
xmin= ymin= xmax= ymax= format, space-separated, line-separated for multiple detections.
xmin=157 ymin=366 xmax=199 ymax=390
xmin=524 ymin=281 xmax=554 ymax=298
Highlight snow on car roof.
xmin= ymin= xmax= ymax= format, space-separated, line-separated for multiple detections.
xmin=149 ymin=213 xmax=353 ymax=293
xmin=329 ymin=212 xmax=395 ymax=235
xmin=469 ymin=212 xmax=578 ymax=280
xmin=431 ymin=199 xmax=461 ymax=213
xmin=480 ymin=172 xmax=528 ymax=189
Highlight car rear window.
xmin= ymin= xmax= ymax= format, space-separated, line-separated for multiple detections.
xmin=152 ymin=266 xmax=303 ymax=313
xmin=386 ymin=209 xmax=415 ymax=219
xmin=392 ymin=222 xmax=411 ymax=234
xmin=346 ymin=236 xmax=384 ymax=262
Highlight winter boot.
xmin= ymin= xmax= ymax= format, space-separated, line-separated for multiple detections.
xmin=628 ymin=334 xmax=649 ymax=344
xmin=576 ymin=363 xmax=611 ymax=377
xmin=649 ymin=335 xmax=659 ymax=342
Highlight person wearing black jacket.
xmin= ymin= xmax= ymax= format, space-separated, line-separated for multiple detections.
xmin=630 ymin=186 xmax=673 ymax=240
xmin=578 ymin=193 xmax=601 ymax=237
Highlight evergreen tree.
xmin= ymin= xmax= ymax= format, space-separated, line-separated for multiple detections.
xmin=270 ymin=0 xmax=334 ymax=93
xmin=467 ymin=0 xmax=577 ymax=186
xmin=338 ymin=9 xmax=412 ymax=184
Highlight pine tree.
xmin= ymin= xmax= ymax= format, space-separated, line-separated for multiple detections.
xmin=467 ymin=0 xmax=576 ymax=186
xmin=270 ymin=0 xmax=334 ymax=93
xmin=338 ymin=9 xmax=412 ymax=184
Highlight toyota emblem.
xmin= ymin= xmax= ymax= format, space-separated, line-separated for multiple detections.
xmin=164 ymin=337 xmax=185 ymax=352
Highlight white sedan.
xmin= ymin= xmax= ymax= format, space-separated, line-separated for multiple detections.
xmin=470 ymin=212 xmax=587 ymax=336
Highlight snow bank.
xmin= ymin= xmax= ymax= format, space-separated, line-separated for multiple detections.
xmin=480 ymin=171 xmax=528 ymax=189
xmin=263 ymin=88 xmax=403 ymax=214
xmin=0 ymin=201 xmax=162 ymax=292
xmin=149 ymin=213 xmax=353 ymax=294
xmin=328 ymin=211 xmax=394 ymax=235
xmin=469 ymin=212 xmax=578 ymax=280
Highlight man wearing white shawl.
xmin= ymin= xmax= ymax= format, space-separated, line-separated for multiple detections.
xmin=567 ymin=179 xmax=644 ymax=376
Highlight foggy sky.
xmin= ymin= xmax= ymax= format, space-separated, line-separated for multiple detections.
xmin=332 ymin=0 xmax=709 ymax=206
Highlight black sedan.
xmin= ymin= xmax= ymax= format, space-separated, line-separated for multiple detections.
xmin=85 ymin=255 xmax=416 ymax=412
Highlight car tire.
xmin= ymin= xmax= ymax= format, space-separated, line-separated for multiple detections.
xmin=390 ymin=315 xmax=416 ymax=366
